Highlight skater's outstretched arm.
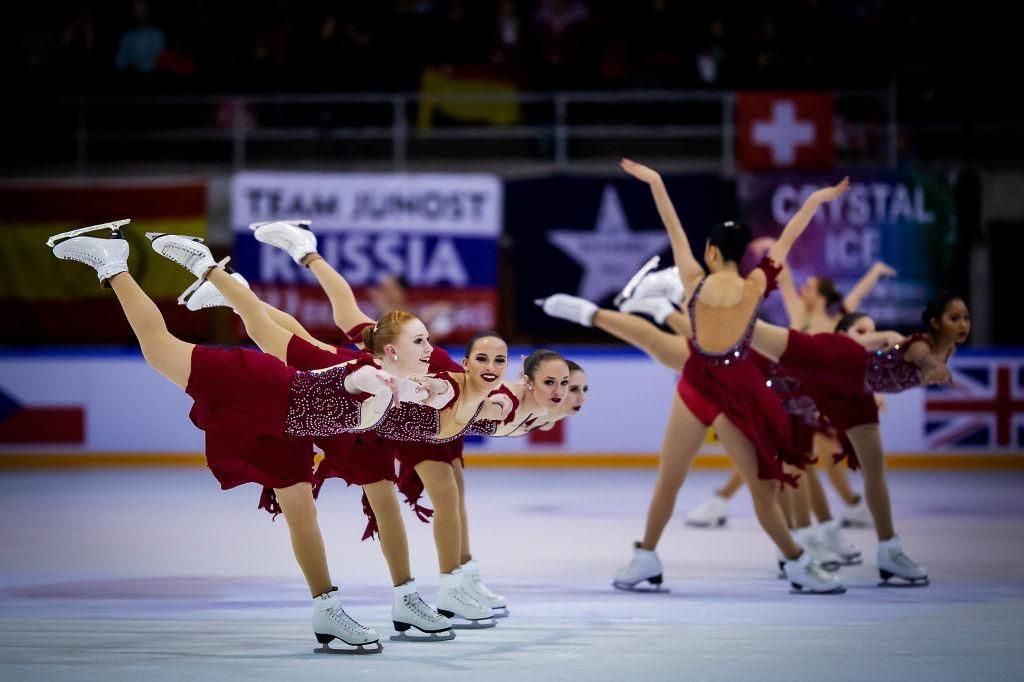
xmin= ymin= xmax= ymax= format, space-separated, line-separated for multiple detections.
xmin=777 ymin=265 xmax=805 ymax=329
xmin=305 ymin=256 xmax=374 ymax=339
xmin=620 ymin=159 xmax=704 ymax=291
xmin=763 ymin=178 xmax=850 ymax=290
xmin=843 ymin=261 xmax=897 ymax=313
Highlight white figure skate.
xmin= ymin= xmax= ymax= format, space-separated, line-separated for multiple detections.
xmin=146 ymin=233 xmax=218 ymax=279
xmin=841 ymin=496 xmax=874 ymax=528
xmin=819 ymin=519 xmax=862 ymax=565
xmin=612 ymin=542 xmax=668 ymax=592
xmin=622 ymin=265 xmax=685 ymax=306
xmin=618 ymin=295 xmax=675 ymax=325
xmin=792 ymin=526 xmax=842 ymax=571
xmin=436 ymin=570 xmax=497 ymax=629
xmin=177 ymin=257 xmax=250 ymax=310
xmin=312 ymin=589 xmax=382 ymax=655
xmin=535 ymin=294 xmax=597 ymax=327
xmin=250 ymin=219 xmax=317 ymax=264
xmin=877 ymin=536 xmax=929 ymax=587
xmin=613 ymin=255 xmax=661 ymax=307
xmin=390 ymin=580 xmax=455 ymax=642
xmin=684 ymin=494 xmax=730 ymax=528
xmin=783 ymin=552 xmax=846 ymax=595
xmin=48 ymin=220 xmax=131 ymax=285
xmin=460 ymin=559 xmax=509 ymax=618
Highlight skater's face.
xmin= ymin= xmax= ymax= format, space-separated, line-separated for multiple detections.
xmin=933 ymin=298 xmax=971 ymax=344
xmin=565 ymin=370 xmax=589 ymax=413
xmin=385 ymin=318 xmax=433 ymax=376
xmin=527 ymin=358 xmax=570 ymax=409
xmin=840 ymin=315 xmax=876 ymax=340
xmin=463 ymin=336 xmax=509 ymax=392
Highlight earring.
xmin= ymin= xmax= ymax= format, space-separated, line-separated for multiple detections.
xmin=392 ymin=354 xmax=399 ymax=360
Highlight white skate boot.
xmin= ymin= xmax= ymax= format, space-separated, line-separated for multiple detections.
xmin=784 ymin=552 xmax=846 ymax=595
xmin=877 ymin=536 xmax=929 ymax=587
xmin=684 ymin=494 xmax=730 ymax=528
xmin=535 ymin=294 xmax=597 ymax=327
xmin=792 ymin=526 xmax=842 ymax=571
xmin=311 ymin=589 xmax=382 ymax=654
xmin=250 ymin=219 xmax=317 ymax=265
xmin=389 ymin=580 xmax=455 ymax=642
xmin=436 ymin=570 xmax=497 ymax=629
xmin=48 ymin=220 xmax=131 ymax=285
xmin=841 ymin=496 xmax=873 ymax=528
xmin=622 ymin=266 xmax=685 ymax=306
xmin=460 ymin=559 xmax=509 ymax=618
xmin=819 ymin=519 xmax=862 ymax=565
xmin=619 ymin=295 xmax=675 ymax=325
xmin=612 ymin=542 xmax=667 ymax=592
xmin=146 ymin=233 xmax=218 ymax=279
xmin=613 ymin=255 xmax=660 ymax=307
xmin=177 ymin=257 xmax=249 ymax=311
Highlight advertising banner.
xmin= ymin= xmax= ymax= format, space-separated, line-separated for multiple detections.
xmin=231 ymin=172 xmax=502 ymax=344
xmin=738 ymin=170 xmax=956 ymax=328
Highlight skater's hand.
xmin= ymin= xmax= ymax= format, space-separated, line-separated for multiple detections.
xmin=811 ymin=177 xmax=850 ymax=204
xmin=347 ymin=365 xmax=401 ymax=398
xmin=482 ymin=393 xmax=513 ymax=421
xmin=397 ymin=377 xmax=430 ymax=403
xmin=872 ymin=261 xmax=897 ymax=278
xmin=405 ymin=376 xmax=456 ymax=408
xmin=620 ymin=158 xmax=662 ymax=185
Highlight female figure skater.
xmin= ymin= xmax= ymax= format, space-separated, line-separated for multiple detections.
xmin=600 ymin=160 xmax=850 ymax=594
xmin=686 ymin=262 xmax=897 ymax=530
xmin=46 ymin=221 xmax=407 ymax=654
xmin=248 ymin=220 xmax=522 ymax=621
xmin=748 ymin=293 xmax=970 ymax=585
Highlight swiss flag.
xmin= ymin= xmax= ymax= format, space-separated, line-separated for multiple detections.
xmin=737 ymin=92 xmax=834 ymax=170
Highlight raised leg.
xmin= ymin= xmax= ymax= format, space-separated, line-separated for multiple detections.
xmin=593 ymin=309 xmax=687 ymax=371
xmin=307 ymin=257 xmax=375 ymax=336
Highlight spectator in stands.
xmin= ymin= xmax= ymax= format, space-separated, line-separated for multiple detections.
xmin=114 ymin=0 xmax=166 ymax=73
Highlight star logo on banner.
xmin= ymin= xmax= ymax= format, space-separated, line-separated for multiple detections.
xmin=548 ymin=185 xmax=670 ymax=301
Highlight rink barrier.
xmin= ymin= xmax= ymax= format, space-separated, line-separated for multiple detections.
xmin=1 ymin=452 xmax=1022 ymax=471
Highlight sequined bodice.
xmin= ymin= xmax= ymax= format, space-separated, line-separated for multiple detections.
xmin=373 ymin=399 xmax=488 ymax=444
xmin=864 ymin=334 xmax=928 ymax=394
xmin=284 ymin=364 xmax=363 ymax=437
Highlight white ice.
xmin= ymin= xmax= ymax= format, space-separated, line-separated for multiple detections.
xmin=1 ymin=468 xmax=1022 ymax=681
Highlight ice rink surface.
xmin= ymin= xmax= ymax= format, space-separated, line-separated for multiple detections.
xmin=1 ymin=467 xmax=1022 ymax=681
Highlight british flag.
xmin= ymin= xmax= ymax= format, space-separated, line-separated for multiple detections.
xmin=924 ymin=357 xmax=1024 ymax=451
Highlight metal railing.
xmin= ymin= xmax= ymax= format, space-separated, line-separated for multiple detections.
xmin=8 ymin=85 xmax=1016 ymax=174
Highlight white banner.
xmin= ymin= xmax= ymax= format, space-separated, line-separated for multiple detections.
xmin=231 ymin=172 xmax=503 ymax=236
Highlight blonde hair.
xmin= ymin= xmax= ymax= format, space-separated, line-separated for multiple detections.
xmin=361 ymin=309 xmax=418 ymax=357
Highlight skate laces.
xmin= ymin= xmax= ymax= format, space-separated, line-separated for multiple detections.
xmin=469 ymin=574 xmax=500 ymax=600
xmin=327 ymin=605 xmax=368 ymax=634
xmin=889 ymin=549 xmax=918 ymax=570
xmin=403 ymin=594 xmax=442 ymax=622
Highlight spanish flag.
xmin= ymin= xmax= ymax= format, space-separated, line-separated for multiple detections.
xmin=0 ymin=181 xmax=209 ymax=344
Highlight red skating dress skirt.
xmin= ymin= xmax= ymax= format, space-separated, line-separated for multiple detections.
xmin=676 ymin=259 xmax=808 ymax=485
xmin=184 ymin=343 xmax=370 ymax=497
xmin=750 ymin=350 xmax=822 ymax=458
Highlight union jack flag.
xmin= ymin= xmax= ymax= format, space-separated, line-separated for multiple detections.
xmin=925 ymin=357 xmax=1024 ymax=451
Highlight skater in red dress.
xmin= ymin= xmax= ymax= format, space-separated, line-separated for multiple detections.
xmin=608 ymin=160 xmax=851 ymax=594
xmin=47 ymin=221 xmax=399 ymax=653
xmin=749 ymin=293 xmax=971 ymax=585
xmin=247 ymin=221 xmax=516 ymax=625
